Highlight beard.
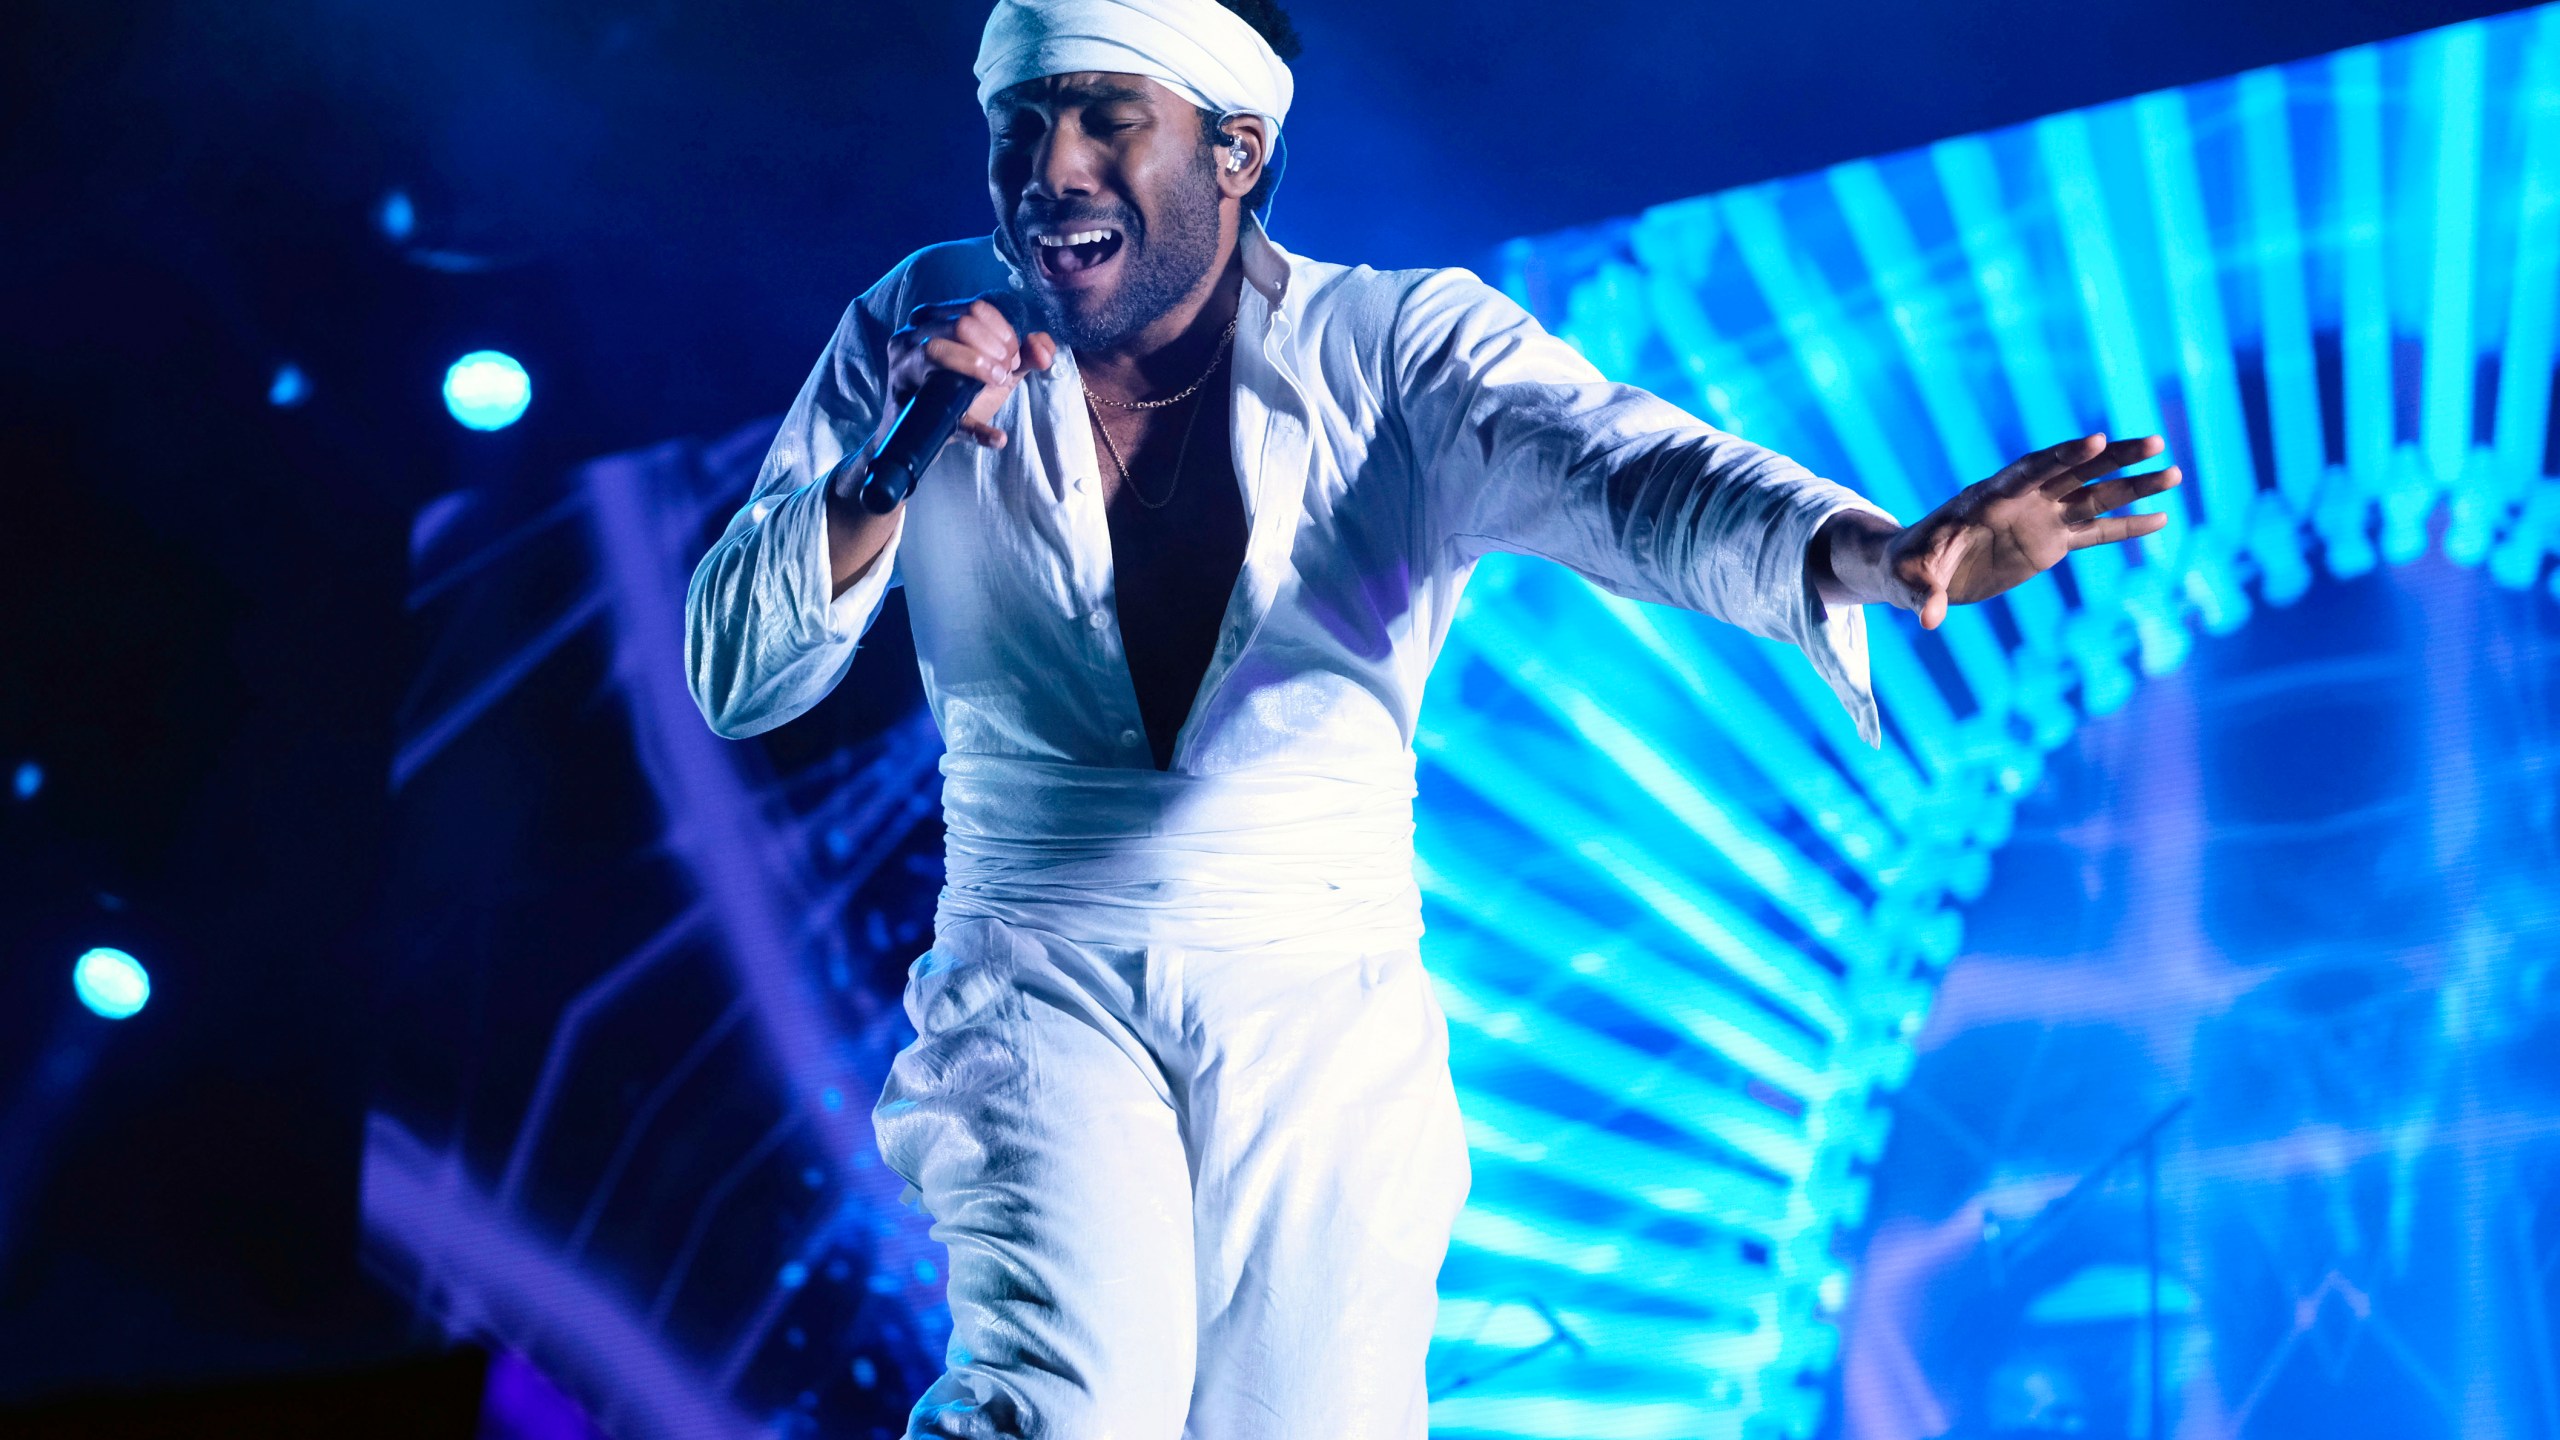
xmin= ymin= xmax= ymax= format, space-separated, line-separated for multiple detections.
xmin=1010 ymin=152 xmax=1223 ymax=354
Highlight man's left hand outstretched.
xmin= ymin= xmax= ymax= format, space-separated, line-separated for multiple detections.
xmin=1819 ymin=433 xmax=2184 ymax=629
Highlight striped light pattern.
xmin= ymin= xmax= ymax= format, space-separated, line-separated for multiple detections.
xmin=1416 ymin=6 xmax=2560 ymax=1436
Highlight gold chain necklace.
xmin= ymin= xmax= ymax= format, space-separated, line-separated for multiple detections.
xmin=1081 ymin=320 xmax=1237 ymax=511
xmin=1081 ymin=317 xmax=1239 ymax=410
xmin=1087 ymin=383 xmax=1209 ymax=511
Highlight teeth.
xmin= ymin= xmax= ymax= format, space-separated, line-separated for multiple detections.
xmin=1035 ymin=228 xmax=1117 ymax=247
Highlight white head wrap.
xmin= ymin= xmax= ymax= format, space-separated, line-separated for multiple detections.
xmin=974 ymin=0 xmax=1294 ymax=139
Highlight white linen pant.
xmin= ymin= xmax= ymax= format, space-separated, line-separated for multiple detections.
xmin=872 ymin=913 xmax=1472 ymax=1439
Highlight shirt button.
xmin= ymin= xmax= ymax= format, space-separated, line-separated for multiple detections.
xmin=1086 ymin=611 xmax=1108 ymax=630
xmin=1119 ymin=728 xmax=1141 ymax=746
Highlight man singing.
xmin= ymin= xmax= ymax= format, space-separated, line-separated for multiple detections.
xmin=685 ymin=0 xmax=2179 ymax=1433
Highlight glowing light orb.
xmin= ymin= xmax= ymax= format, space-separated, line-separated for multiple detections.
xmin=269 ymin=362 xmax=309 ymax=408
xmin=72 ymin=947 xmax=150 ymax=1020
xmin=443 ymin=351 xmax=531 ymax=432
xmin=12 ymin=761 xmax=39 ymax=799
xmin=378 ymin=190 xmax=416 ymax=243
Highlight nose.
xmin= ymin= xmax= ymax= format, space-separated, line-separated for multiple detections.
xmin=1026 ymin=125 xmax=1096 ymax=204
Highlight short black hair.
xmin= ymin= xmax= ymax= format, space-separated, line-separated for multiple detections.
xmin=1216 ymin=0 xmax=1303 ymax=61
xmin=1208 ymin=0 xmax=1299 ymax=212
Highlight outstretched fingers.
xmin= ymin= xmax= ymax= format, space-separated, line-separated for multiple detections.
xmin=2041 ymin=434 xmax=2167 ymax=495
xmin=2066 ymin=510 xmax=2172 ymax=549
xmin=1991 ymin=433 xmax=2109 ymax=494
xmin=2066 ymin=464 xmax=2182 ymax=521
xmin=1990 ymin=433 xmax=2168 ymax=497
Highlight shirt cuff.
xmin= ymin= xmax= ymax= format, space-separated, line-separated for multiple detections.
xmin=1791 ymin=494 xmax=1902 ymax=750
xmin=777 ymin=476 xmax=904 ymax=644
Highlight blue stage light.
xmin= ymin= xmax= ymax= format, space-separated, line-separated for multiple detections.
xmin=12 ymin=761 xmax=39 ymax=800
xmin=378 ymin=190 xmax=417 ymax=243
xmin=72 ymin=948 xmax=150 ymax=1020
xmin=268 ymin=362 xmax=309 ymax=408
xmin=443 ymin=351 xmax=531 ymax=432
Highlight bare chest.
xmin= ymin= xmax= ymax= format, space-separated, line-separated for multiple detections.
xmin=1081 ymin=389 xmax=1250 ymax=767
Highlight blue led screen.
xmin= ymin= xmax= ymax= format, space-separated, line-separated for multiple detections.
xmin=371 ymin=7 xmax=2560 ymax=1438
xmin=1425 ymin=6 xmax=2560 ymax=1435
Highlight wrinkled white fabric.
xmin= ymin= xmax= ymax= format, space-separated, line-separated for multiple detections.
xmin=875 ymin=917 xmax=1467 ymax=1439
xmin=682 ymin=216 xmax=1897 ymax=1437
xmin=935 ymin=753 xmax=1421 ymax=952
xmin=974 ymin=0 xmax=1294 ymax=135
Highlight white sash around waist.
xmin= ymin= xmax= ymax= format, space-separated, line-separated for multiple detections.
xmin=933 ymin=751 xmax=1424 ymax=954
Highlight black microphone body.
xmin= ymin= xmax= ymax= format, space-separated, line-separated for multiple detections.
xmin=859 ymin=369 xmax=984 ymax=514
xmin=855 ymin=289 xmax=1029 ymax=515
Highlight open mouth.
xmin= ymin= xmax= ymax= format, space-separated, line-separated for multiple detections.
xmin=1031 ymin=226 xmax=1125 ymax=285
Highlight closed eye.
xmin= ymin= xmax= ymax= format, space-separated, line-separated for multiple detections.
xmin=1076 ymin=102 xmax=1151 ymax=139
xmin=990 ymin=111 xmax=1048 ymax=147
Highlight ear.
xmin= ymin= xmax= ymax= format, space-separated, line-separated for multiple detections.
xmin=1214 ymin=113 xmax=1273 ymax=203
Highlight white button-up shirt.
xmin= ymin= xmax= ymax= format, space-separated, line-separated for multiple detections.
xmin=685 ymin=219 xmax=1893 ymax=953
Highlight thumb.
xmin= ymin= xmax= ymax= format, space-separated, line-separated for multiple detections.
xmin=1919 ymin=583 xmax=1949 ymax=631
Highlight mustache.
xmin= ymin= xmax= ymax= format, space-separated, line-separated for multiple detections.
xmin=1009 ymin=199 xmax=1143 ymax=242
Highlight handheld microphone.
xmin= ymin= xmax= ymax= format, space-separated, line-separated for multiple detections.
xmin=855 ymin=290 xmax=1030 ymax=515
xmin=858 ymin=370 xmax=979 ymax=514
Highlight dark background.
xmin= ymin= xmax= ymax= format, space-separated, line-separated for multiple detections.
xmin=0 ymin=0 xmax=2536 ymax=1409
